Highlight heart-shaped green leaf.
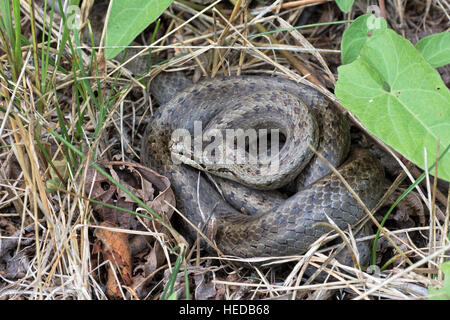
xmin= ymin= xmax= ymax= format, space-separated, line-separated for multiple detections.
xmin=336 ymin=29 xmax=450 ymax=182
xmin=105 ymin=0 xmax=173 ymax=59
xmin=416 ymin=32 xmax=450 ymax=68
xmin=335 ymin=0 xmax=355 ymax=13
xmin=341 ymin=14 xmax=387 ymax=65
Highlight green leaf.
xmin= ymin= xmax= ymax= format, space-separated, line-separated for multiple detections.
xmin=105 ymin=0 xmax=173 ymax=59
xmin=335 ymin=0 xmax=355 ymax=13
xmin=167 ymin=291 xmax=178 ymax=300
xmin=428 ymin=261 xmax=450 ymax=300
xmin=416 ymin=32 xmax=450 ymax=68
xmin=336 ymin=29 xmax=450 ymax=182
xmin=341 ymin=14 xmax=387 ymax=65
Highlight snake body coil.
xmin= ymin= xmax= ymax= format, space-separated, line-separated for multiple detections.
xmin=141 ymin=75 xmax=385 ymax=258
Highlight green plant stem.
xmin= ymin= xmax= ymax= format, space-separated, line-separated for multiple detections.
xmin=12 ymin=0 xmax=22 ymax=77
xmin=28 ymin=0 xmax=41 ymax=93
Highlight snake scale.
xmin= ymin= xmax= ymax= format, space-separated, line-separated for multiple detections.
xmin=141 ymin=74 xmax=385 ymax=258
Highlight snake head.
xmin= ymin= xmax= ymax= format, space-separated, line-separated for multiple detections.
xmin=169 ymin=131 xmax=237 ymax=178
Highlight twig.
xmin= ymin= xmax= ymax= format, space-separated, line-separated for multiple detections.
xmin=379 ymin=0 xmax=386 ymax=19
xmin=272 ymin=0 xmax=332 ymax=10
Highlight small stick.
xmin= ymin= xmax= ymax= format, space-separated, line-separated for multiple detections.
xmin=378 ymin=0 xmax=386 ymax=19
xmin=272 ymin=0 xmax=332 ymax=10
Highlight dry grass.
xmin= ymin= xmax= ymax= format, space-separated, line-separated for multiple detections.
xmin=0 ymin=0 xmax=449 ymax=300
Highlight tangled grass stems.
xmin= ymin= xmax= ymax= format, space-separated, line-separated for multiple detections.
xmin=0 ymin=0 xmax=448 ymax=300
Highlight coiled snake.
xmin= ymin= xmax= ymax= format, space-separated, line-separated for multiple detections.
xmin=141 ymin=74 xmax=385 ymax=258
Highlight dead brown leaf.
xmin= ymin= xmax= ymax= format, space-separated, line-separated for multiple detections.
xmin=85 ymin=161 xmax=175 ymax=229
xmin=386 ymin=189 xmax=425 ymax=227
xmin=94 ymin=221 xmax=132 ymax=299
xmin=130 ymin=241 xmax=167 ymax=299
xmin=194 ymin=272 xmax=217 ymax=300
xmin=86 ymin=161 xmax=176 ymax=298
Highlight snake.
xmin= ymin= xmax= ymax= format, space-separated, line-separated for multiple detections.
xmin=141 ymin=73 xmax=385 ymax=258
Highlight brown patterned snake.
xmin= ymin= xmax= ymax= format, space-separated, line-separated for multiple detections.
xmin=141 ymin=74 xmax=385 ymax=258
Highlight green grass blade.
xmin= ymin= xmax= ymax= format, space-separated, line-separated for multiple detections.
xmin=161 ymin=247 xmax=185 ymax=300
xmin=184 ymin=261 xmax=190 ymax=300
xmin=12 ymin=0 xmax=22 ymax=77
